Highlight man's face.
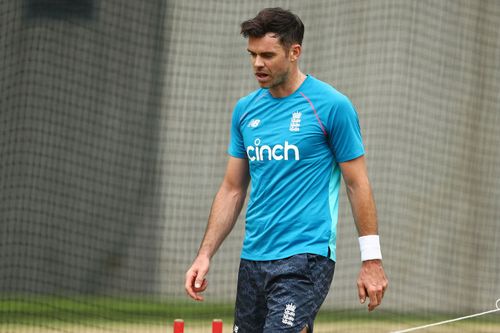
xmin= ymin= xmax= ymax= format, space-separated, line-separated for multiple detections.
xmin=247 ymin=33 xmax=293 ymax=90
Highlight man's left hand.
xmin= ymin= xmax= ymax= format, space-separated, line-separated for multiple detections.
xmin=357 ymin=259 xmax=388 ymax=311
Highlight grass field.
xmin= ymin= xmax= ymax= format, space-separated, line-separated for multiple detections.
xmin=4 ymin=321 xmax=500 ymax=333
xmin=0 ymin=297 xmax=498 ymax=333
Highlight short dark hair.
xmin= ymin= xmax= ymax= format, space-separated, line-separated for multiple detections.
xmin=240 ymin=8 xmax=304 ymax=49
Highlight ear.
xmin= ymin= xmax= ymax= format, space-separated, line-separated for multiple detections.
xmin=289 ymin=44 xmax=302 ymax=62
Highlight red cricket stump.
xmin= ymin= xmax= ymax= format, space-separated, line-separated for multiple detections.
xmin=173 ymin=319 xmax=184 ymax=333
xmin=212 ymin=319 xmax=223 ymax=333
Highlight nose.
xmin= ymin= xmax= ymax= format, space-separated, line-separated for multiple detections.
xmin=254 ymin=55 xmax=264 ymax=68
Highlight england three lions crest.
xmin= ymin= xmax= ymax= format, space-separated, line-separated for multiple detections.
xmin=289 ymin=111 xmax=302 ymax=132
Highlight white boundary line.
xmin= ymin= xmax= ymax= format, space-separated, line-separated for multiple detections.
xmin=391 ymin=299 xmax=500 ymax=333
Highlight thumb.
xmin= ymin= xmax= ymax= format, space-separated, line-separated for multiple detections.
xmin=195 ymin=269 xmax=208 ymax=289
xmin=357 ymin=280 xmax=366 ymax=304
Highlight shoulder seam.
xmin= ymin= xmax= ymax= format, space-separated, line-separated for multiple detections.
xmin=239 ymin=89 xmax=268 ymax=121
xmin=299 ymin=92 xmax=328 ymax=137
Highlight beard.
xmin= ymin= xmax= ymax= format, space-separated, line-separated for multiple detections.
xmin=267 ymin=68 xmax=290 ymax=90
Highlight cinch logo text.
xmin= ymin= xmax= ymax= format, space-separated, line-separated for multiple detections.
xmin=246 ymin=138 xmax=300 ymax=161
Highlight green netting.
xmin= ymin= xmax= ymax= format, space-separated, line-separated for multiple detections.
xmin=1 ymin=0 xmax=499 ymax=332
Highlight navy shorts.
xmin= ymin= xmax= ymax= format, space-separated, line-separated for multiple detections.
xmin=233 ymin=253 xmax=335 ymax=333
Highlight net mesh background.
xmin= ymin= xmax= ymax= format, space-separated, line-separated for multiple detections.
xmin=1 ymin=0 xmax=499 ymax=332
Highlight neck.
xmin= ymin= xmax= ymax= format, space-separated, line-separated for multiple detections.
xmin=269 ymin=69 xmax=306 ymax=98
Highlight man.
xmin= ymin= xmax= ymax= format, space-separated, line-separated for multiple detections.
xmin=185 ymin=7 xmax=388 ymax=333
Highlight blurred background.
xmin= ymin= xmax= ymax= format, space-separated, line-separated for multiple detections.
xmin=1 ymin=0 xmax=499 ymax=332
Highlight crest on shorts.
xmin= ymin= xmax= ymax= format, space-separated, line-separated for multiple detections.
xmin=282 ymin=303 xmax=296 ymax=326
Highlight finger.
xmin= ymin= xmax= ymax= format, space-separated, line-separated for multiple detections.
xmin=368 ymin=287 xmax=379 ymax=311
xmin=376 ymin=290 xmax=384 ymax=308
xmin=376 ymin=280 xmax=388 ymax=306
xmin=368 ymin=288 xmax=381 ymax=311
xmin=185 ymin=273 xmax=202 ymax=300
xmin=381 ymin=286 xmax=386 ymax=299
xmin=193 ymin=278 xmax=208 ymax=292
xmin=192 ymin=279 xmax=208 ymax=301
xmin=185 ymin=271 xmax=199 ymax=300
xmin=357 ymin=280 xmax=367 ymax=304
xmin=194 ymin=292 xmax=204 ymax=301
xmin=195 ymin=268 xmax=208 ymax=289
xmin=382 ymin=280 xmax=388 ymax=298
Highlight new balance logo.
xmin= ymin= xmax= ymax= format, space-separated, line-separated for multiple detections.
xmin=246 ymin=138 xmax=300 ymax=162
xmin=289 ymin=111 xmax=302 ymax=132
xmin=282 ymin=303 xmax=296 ymax=327
xmin=248 ymin=119 xmax=261 ymax=128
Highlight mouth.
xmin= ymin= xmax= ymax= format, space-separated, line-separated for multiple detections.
xmin=255 ymin=72 xmax=270 ymax=82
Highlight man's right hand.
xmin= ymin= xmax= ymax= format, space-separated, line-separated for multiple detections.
xmin=184 ymin=158 xmax=249 ymax=301
xmin=185 ymin=256 xmax=210 ymax=301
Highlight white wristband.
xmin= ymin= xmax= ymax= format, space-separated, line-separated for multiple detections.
xmin=358 ymin=235 xmax=382 ymax=261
